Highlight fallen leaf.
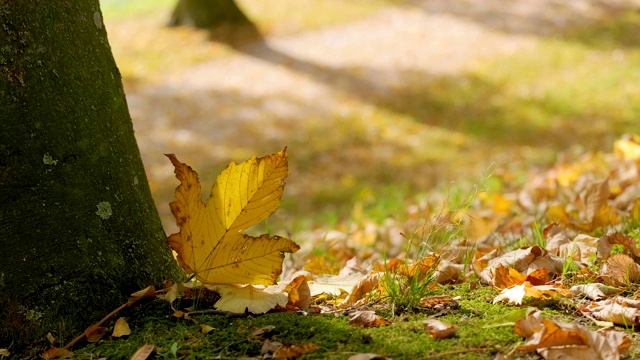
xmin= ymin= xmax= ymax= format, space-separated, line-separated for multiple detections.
xmin=127 ymin=286 xmax=156 ymax=306
xmin=570 ymin=283 xmax=621 ymax=300
xmin=514 ymin=309 xmax=630 ymax=360
xmin=423 ymin=319 xmax=457 ymax=339
xmin=614 ymin=134 xmax=640 ymax=160
xmin=272 ymin=343 xmax=319 ymax=359
xmin=0 ymin=349 xmax=9 ymax=357
xmin=348 ymin=310 xmax=391 ymax=327
xmin=200 ymin=324 xmax=215 ymax=334
xmin=212 ymin=284 xmax=288 ymax=314
xmin=347 ymin=354 xmax=389 ymax=360
xmin=85 ymin=325 xmax=107 ymax=342
xmin=112 ymin=317 xmax=131 ymax=338
xmin=307 ymin=273 xmax=364 ymax=296
xmin=339 ymin=272 xmax=381 ymax=308
xmin=418 ymin=295 xmax=458 ymax=310
xmin=40 ymin=347 xmax=73 ymax=359
xmin=493 ymin=282 xmax=570 ymax=305
xmin=249 ymin=325 xmax=275 ymax=340
xmin=599 ymin=254 xmax=640 ymax=286
xmin=285 ymin=275 xmax=311 ymax=310
xmin=129 ymin=344 xmax=154 ymax=360
xmin=166 ymin=150 xmax=300 ymax=285
xmin=478 ymin=246 xmax=564 ymax=285
xmin=579 ymin=296 xmax=640 ymax=326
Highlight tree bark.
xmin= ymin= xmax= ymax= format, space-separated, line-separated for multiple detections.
xmin=0 ymin=0 xmax=182 ymax=353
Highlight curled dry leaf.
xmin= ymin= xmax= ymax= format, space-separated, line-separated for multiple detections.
xmin=112 ymin=317 xmax=131 ymax=338
xmin=478 ymin=246 xmax=563 ymax=285
xmin=129 ymin=344 xmax=154 ymax=360
xmin=599 ymin=254 xmax=640 ymax=286
xmin=0 ymin=349 xmax=9 ymax=357
xmin=285 ymin=275 xmax=311 ymax=310
xmin=597 ymin=232 xmax=640 ymax=262
xmin=166 ymin=150 xmax=299 ymax=286
xmin=339 ymin=272 xmax=381 ymax=308
xmin=579 ymin=296 xmax=640 ymax=326
xmin=514 ymin=309 xmax=630 ymax=360
xmin=423 ymin=319 xmax=457 ymax=339
xmin=348 ymin=310 xmax=391 ymax=328
xmin=570 ymin=283 xmax=621 ymax=301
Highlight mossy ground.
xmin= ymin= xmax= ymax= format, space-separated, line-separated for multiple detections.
xmin=69 ymin=286 xmax=543 ymax=359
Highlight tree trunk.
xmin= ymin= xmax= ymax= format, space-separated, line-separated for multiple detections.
xmin=168 ymin=0 xmax=255 ymax=28
xmin=0 ymin=0 xmax=182 ymax=353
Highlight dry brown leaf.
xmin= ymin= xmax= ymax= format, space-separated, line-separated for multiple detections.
xmin=580 ymin=296 xmax=640 ymax=326
xmin=129 ymin=344 xmax=154 ymax=360
xmin=558 ymin=234 xmax=598 ymax=264
xmin=433 ymin=258 xmax=464 ymax=284
xmin=339 ymin=272 xmax=381 ymax=308
xmin=570 ymin=283 xmax=621 ymax=300
xmin=272 ymin=343 xmax=319 ymax=359
xmin=597 ymin=232 xmax=640 ymax=262
xmin=127 ymin=286 xmax=156 ymax=306
xmin=418 ymin=295 xmax=457 ymax=309
xmin=478 ymin=246 xmax=563 ymax=285
xmin=0 ymin=349 xmax=9 ymax=357
xmin=249 ymin=325 xmax=275 ymax=340
xmin=348 ymin=310 xmax=391 ymax=327
xmin=514 ymin=309 xmax=630 ymax=360
xmin=407 ymin=253 xmax=439 ymax=280
xmin=599 ymin=254 xmax=640 ymax=286
xmin=112 ymin=317 xmax=131 ymax=338
xmin=285 ymin=275 xmax=311 ymax=310
xmin=423 ymin=319 xmax=457 ymax=339
xmin=40 ymin=347 xmax=73 ymax=359
xmin=85 ymin=325 xmax=108 ymax=343
xmin=347 ymin=354 xmax=389 ymax=360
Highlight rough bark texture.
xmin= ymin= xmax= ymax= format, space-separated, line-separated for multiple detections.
xmin=168 ymin=0 xmax=255 ymax=28
xmin=0 ymin=0 xmax=182 ymax=353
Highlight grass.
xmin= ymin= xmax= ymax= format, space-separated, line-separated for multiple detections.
xmin=73 ymin=286 xmax=537 ymax=360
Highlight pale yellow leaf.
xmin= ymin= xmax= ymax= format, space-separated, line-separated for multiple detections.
xmin=212 ymin=284 xmax=288 ymax=314
xmin=112 ymin=317 xmax=131 ymax=338
xmin=166 ymin=150 xmax=299 ymax=285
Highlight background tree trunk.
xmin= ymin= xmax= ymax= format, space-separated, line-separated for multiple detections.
xmin=168 ymin=0 xmax=255 ymax=28
xmin=0 ymin=0 xmax=182 ymax=353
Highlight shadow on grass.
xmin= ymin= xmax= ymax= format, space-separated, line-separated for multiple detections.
xmin=136 ymin=7 xmax=640 ymax=227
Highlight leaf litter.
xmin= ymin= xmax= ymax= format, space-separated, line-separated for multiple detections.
xmin=65 ymin=136 xmax=640 ymax=359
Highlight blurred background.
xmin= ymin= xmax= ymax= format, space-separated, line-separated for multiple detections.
xmin=100 ymin=0 xmax=640 ymax=238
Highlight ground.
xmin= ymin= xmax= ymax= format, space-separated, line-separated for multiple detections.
xmin=31 ymin=0 xmax=640 ymax=358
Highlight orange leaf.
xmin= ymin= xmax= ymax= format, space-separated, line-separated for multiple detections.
xmin=40 ymin=347 xmax=73 ymax=359
xmin=272 ymin=343 xmax=319 ymax=359
xmin=492 ymin=264 xmax=527 ymax=289
xmin=127 ymin=286 xmax=156 ymax=306
xmin=285 ymin=275 xmax=311 ymax=310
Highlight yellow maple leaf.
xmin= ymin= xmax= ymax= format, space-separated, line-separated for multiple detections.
xmin=166 ymin=149 xmax=300 ymax=285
